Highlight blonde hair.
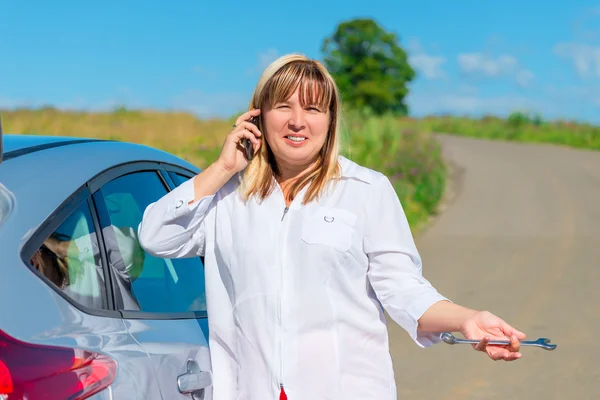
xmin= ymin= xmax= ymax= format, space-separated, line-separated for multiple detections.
xmin=240 ymin=53 xmax=342 ymax=204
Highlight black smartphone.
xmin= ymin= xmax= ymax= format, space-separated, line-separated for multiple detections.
xmin=242 ymin=116 xmax=259 ymax=160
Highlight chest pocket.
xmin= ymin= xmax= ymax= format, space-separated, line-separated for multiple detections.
xmin=301 ymin=207 xmax=357 ymax=252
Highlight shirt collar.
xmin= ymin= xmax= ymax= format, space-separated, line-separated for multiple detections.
xmin=338 ymin=156 xmax=374 ymax=184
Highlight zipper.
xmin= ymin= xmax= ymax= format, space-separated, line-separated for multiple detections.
xmin=280 ymin=383 xmax=286 ymax=399
xmin=281 ymin=206 xmax=289 ymax=221
xmin=278 ymin=205 xmax=289 ymax=395
xmin=276 ymin=180 xmax=305 ymax=398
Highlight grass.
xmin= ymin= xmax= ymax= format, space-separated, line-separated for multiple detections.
xmin=4 ymin=106 xmax=597 ymax=231
xmin=415 ymin=112 xmax=600 ymax=151
xmin=340 ymin=110 xmax=447 ymax=229
xmin=3 ymin=106 xmax=232 ymax=167
xmin=2 ymin=106 xmax=447 ymax=230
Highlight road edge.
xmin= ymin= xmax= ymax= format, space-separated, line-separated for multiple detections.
xmin=414 ymin=134 xmax=466 ymax=235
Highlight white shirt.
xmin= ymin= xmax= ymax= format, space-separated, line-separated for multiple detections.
xmin=138 ymin=156 xmax=449 ymax=400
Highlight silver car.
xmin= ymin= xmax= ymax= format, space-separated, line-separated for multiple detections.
xmin=0 ymin=131 xmax=213 ymax=399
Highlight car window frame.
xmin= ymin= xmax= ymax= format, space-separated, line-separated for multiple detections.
xmin=90 ymin=161 xmax=207 ymax=321
xmin=19 ymin=183 xmax=119 ymax=318
xmin=20 ymin=160 xmax=204 ymax=320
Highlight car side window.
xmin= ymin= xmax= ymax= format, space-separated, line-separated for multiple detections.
xmin=168 ymin=171 xmax=194 ymax=187
xmin=96 ymin=171 xmax=207 ymax=314
xmin=29 ymin=199 xmax=108 ymax=310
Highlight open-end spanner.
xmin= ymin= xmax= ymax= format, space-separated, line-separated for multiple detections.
xmin=440 ymin=332 xmax=557 ymax=350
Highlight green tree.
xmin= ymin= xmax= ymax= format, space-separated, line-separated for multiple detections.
xmin=322 ymin=18 xmax=416 ymax=115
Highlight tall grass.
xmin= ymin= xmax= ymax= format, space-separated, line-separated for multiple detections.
xmin=3 ymin=106 xmax=231 ymax=167
xmin=341 ymin=110 xmax=446 ymax=228
xmin=2 ymin=106 xmax=447 ymax=229
xmin=419 ymin=112 xmax=600 ymax=150
xmin=5 ymin=106 xmax=598 ymax=228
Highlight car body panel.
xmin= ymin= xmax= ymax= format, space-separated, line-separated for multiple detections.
xmin=0 ymin=265 xmax=161 ymax=399
xmin=1 ymin=135 xmax=210 ymax=399
xmin=124 ymin=318 xmax=213 ymax=399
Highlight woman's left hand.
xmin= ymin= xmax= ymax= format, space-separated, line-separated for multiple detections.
xmin=460 ymin=310 xmax=527 ymax=361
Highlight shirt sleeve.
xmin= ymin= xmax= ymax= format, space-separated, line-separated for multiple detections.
xmin=137 ymin=176 xmax=215 ymax=258
xmin=364 ymin=174 xmax=450 ymax=348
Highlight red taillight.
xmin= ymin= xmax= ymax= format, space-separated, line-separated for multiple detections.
xmin=0 ymin=329 xmax=117 ymax=400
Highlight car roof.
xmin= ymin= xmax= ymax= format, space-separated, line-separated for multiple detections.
xmin=2 ymin=134 xmax=98 ymax=156
xmin=0 ymin=133 xmax=200 ymax=188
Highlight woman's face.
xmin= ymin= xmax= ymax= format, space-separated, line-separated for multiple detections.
xmin=262 ymin=87 xmax=331 ymax=171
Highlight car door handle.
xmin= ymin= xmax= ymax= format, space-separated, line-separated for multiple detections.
xmin=177 ymin=370 xmax=213 ymax=393
xmin=178 ymin=360 xmax=212 ymax=394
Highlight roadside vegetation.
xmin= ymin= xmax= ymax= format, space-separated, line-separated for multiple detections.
xmin=2 ymin=106 xmax=445 ymax=230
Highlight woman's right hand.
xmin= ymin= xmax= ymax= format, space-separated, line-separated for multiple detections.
xmin=216 ymin=108 xmax=262 ymax=173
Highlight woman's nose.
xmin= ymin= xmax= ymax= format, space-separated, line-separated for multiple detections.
xmin=289 ymin=108 xmax=306 ymax=130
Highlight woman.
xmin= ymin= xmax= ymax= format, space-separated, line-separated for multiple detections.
xmin=138 ymin=53 xmax=526 ymax=400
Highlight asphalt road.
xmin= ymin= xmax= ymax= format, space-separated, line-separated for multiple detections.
xmin=387 ymin=134 xmax=600 ymax=399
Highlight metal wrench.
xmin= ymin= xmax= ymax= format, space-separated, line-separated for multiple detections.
xmin=440 ymin=332 xmax=557 ymax=351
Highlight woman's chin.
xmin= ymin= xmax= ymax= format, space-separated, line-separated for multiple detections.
xmin=275 ymin=150 xmax=319 ymax=168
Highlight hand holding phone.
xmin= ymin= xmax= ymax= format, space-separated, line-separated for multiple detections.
xmin=243 ymin=116 xmax=259 ymax=161
xmin=220 ymin=109 xmax=261 ymax=173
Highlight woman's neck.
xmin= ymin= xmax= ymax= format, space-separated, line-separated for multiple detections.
xmin=275 ymin=158 xmax=318 ymax=206
xmin=277 ymin=174 xmax=300 ymax=207
xmin=275 ymin=154 xmax=321 ymax=180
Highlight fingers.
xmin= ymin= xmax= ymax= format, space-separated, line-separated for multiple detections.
xmin=234 ymin=126 xmax=261 ymax=146
xmin=474 ymin=335 xmax=522 ymax=362
xmin=229 ymin=121 xmax=262 ymax=146
xmin=501 ymin=321 xmax=527 ymax=340
xmin=474 ymin=336 xmax=489 ymax=352
xmin=234 ymin=121 xmax=262 ymax=139
xmin=234 ymin=109 xmax=261 ymax=128
xmin=487 ymin=347 xmax=522 ymax=361
xmin=508 ymin=334 xmax=521 ymax=352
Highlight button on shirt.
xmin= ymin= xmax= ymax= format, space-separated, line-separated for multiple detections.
xmin=137 ymin=156 xmax=449 ymax=400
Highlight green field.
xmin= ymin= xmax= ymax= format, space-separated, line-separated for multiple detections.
xmin=5 ymin=107 xmax=598 ymax=231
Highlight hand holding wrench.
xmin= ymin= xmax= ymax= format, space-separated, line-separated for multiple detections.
xmin=440 ymin=332 xmax=557 ymax=350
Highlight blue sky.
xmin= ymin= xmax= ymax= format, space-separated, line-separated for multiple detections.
xmin=2 ymin=0 xmax=600 ymax=123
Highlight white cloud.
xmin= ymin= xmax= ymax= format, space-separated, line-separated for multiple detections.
xmin=407 ymin=38 xmax=424 ymax=53
xmin=408 ymin=92 xmax=544 ymax=116
xmin=0 ymin=85 xmax=148 ymax=113
xmin=0 ymin=96 xmax=24 ymax=109
xmin=457 ymin=52 xmax=534 ymax=87
xmin=544 ymin=85 xmax=600 ymax=109
xmin=516 ymin=69 xmax=535 ymax=87
xmin=0 ymin=88 xmax=249 ymax=118
xmin=171 ymin=90 xmax=248 ymax=118
xmin=408 ymin=83 xmax=600 ymax=123
xmin=457 ymin=84 xmax=479 ymax=96
xmin=457 ymin=53 xmax=518 ymax=77
xmin=407 ymin=39 xmax=446 ymax=80
xmin=0 ymin=96 xmax=111 ymax=111
xmin=258 ymin=49 xmax=279 ymax=70
xmin=410 ymin=54 xmax=446 ymax=79
xmin=246 ymin=48 xmax=280 ymax=76
xmin=554 ymin=42 xmax=600 ymax=78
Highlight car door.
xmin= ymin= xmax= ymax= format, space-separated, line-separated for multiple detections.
xmin=21 ymin=184 xmax=161 ymax=399
xmin=89 ymin=164 xmax=212 ymax=400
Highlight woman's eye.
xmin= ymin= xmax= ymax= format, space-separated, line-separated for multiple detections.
xmin=307 ymin=106 xmax=321 ymax=112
